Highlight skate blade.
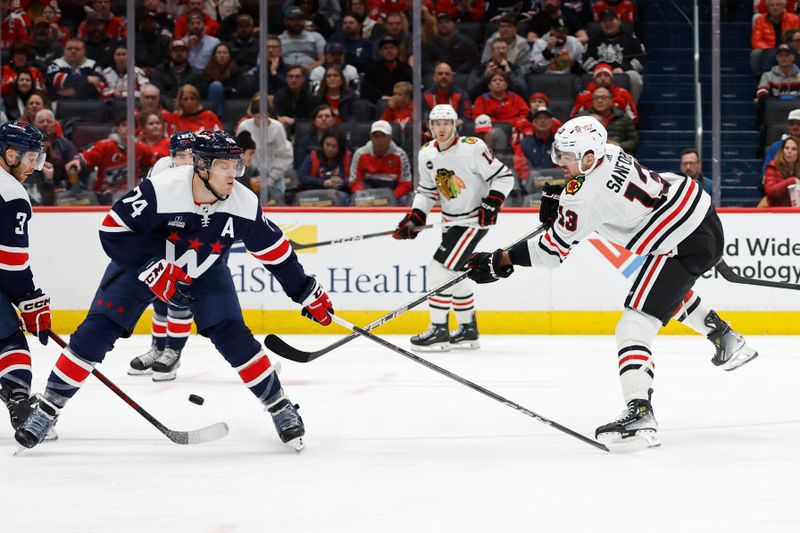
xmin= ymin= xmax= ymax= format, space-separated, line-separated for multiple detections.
xmin=723 ymin=350 xmax=759 ymax=372
xmin=127 ymin=368 xmax=153 ymax=376
xmin=450 ymin=340 xmax=480 ymax=350
xmin=152 ymin=371 xmax=178 ymax=382
xmin=410 ymin=342 xmax=451 ymax=352
xmin=603 ymin=436 xmax=651 ymax=454
xmin=287 ymin=436 xmax=304 ymax=453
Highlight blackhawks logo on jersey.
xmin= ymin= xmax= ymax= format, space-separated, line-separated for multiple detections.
xmin=566 ymin=176 xmax=584 ymax=195
xmin=436 ymin=168 xmax=465 ymax=199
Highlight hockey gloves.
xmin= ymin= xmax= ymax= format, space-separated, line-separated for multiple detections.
xmin=138 ymin=259 xmax=194 ymax=309
xmin=18 ymin=289 xmax=51 ymax=345
xmin=294 ymin=276 xmax=334 ymax=326
xmin=392 ymin=209 xmax=426 ymax=240
xmin=539 ymin=183 xmax=562 ymax=228
xmin=477 ymin=190 xmax=505 ymax=226
xmin=467 ymin=249 xmax=514 ymax=284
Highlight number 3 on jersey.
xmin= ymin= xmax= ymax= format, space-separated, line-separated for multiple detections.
xmin=557 ymin=206 xmax=578 ymax=231
xmin=122 ymin=186 xmax=148 ymax=218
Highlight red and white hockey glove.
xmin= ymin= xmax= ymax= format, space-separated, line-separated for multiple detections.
xmin=294 ymin=276 xmax=334 ymax=326
xmin=392 ymin=209 xmax=426 ymax=240
xmin=477 ymin=191 xmax=505 ymax=226
xmin=138 ymin=259 xmax=194 ymax=309
xmin=467 ymin=249 xmax=514 ymax=284
xmin=18 ymin=289 xmax=51 ymax=345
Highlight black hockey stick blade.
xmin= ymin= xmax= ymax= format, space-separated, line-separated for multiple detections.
xmin=289 ymin=225 xmax=434 ymax=250
xmin=715 ymin=259 xmax=800 ymax=291
xmin=47 ymin=331 xmax=229 ymax=445
xmin=266 ymin=225 xmax=547 ymax=363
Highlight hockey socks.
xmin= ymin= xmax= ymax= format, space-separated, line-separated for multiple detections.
xmin=166 ymin=307 xmax=192 ymax=352
xmin=616 ymin=309 xmax=660 ymax=403
xmin=674 ymin=290 xmax=716 ymax=336
xmin=0 ymin=331 xmax=33 ymax=394
xmin=235 ymin=350 xmax=283 ymax=404
xmin=45 ymin=348 xmax=97 ymax=408
xmin=151 ymin=310 xmax=167 ymax=352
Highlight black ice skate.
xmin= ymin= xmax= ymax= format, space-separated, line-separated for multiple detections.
xmin=128 ymin=341 xmax=162 ymax=375
xmin=450 ymin=320 xmax=480 ymax=350
xmin=596 ymin=398 xmax=659 ymax=448
xmin=14 ymin=395 xmax=60 ymax=450
xmin=705 ymin=311 xmax=758 ymax=371
xmin=151 ymin=348 xmax=181 ymax=382
xmin=267 ymin=398 xmax=305 ymax=452
xmin=410 ymin=323 xmax=451 ymax=352
xmin=0 ymin=388 xmax=31 ymax=430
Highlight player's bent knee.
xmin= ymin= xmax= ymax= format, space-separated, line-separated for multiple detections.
xmin=69 ymin=315 xmax=129 ymax=363
xmin=429 ymin=260 xmax=455 ymax=285
xmin=205 ymin=320 xmax=261 ymax=366
xmin=616 ymin=308 xmax=661 ymax=346
xmin=0 ymin=330 xmax=30 ymax=354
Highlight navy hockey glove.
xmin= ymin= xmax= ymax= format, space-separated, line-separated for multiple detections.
xmin=294 ymin=276 xmax=334 ymax=326
xmin=18 ymin=289 xmax=51 ymax=345
xmin=138 ymin=259 xmax=194 ymax=309
xmin=539 ymin=183 xmax=562 ymax=228
xmin=392 ymin=209 xmax=426 ymax=240
xmin=477 ymin=190 xmax=505 ymax=226
xmin=467 ymin=249 xmax=514 ymax=284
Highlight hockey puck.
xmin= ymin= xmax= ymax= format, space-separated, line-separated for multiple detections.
xmin=188 ymin=394 xmax=205 ymax=405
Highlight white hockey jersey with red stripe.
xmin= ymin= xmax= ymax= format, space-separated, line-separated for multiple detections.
xmin=527 ymin=144 xmax=711 ymax=267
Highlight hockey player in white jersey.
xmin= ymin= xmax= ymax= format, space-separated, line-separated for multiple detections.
xmin=467 ymin=116 xmax=758 ymax=447
xmin=393 ymin=104 xmax=514 ymax=350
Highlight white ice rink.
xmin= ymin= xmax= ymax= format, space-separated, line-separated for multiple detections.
xmin=1 ymin=333 xmax=798 ymax=532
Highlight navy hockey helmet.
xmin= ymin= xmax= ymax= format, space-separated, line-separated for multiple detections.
xmin=169 ymin=130 xmax=196 ymax=156
xmin=0 ymin=120 xmax=46 ymax=171
xmin=192 ymin=130 xmax=245 ymax=200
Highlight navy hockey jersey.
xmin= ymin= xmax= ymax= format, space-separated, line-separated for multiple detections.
xmin=0 ymin=167 xmax=35 ymax=303
xmin=99 ymin=166 xmax=308 ymax=299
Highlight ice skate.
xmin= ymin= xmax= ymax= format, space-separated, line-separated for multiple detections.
xmin=14 ymin=395 xmax=60 ymax=450
xmin=267 ymin=398 xmax=305 ymax=452
xmin=151 ymin=348 xmax=181 ymax=382
xmin=128 ymin=342 xmax=162 ymax=375
xmin=596 ymin=398 xmax=660 ymax=448
xmin=449 ymin=320 xmax=480 ymax=350
xmin=410 ymin=323 xmax=451 ymax=352
xmin=1 ymin=388 xmax=31 ymax=430
xmin=705 ymin=311 xmax=758 ymax=371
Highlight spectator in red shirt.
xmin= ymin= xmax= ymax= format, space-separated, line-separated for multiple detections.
xmin=471 ymin=71 xmax=529 ymax=126
xmin=571 ymin=63 xmax=639 ymax=123
xmin=381 ymin=81 xmax=414 ymax=129
xmin=163 ymin=83 xmax=223 ymax=135
xmin=752 ymin=0 xmax=800 ymax=73
xmin=1 ymin=5 xmax=30 ymax=49
xmin=763 ymin=135 xmax=800 ymax=206
xmin=138 ymin=111 xmax=170 ymax=160
xmin=350 ymin=120 xmax=413 ymax=201
xmin=76 ymin=0 xmax=127 ymax=41
xmin=1 ymin=43 xmax=46 ymax=98
xmin=423 ymin=60 xmax=472 ymax=122
xmin=174 ymin=0 xmax=220 ymax=39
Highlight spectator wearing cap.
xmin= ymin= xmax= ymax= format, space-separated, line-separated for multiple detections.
xmin=280 ymin=6 xmax=327 ymax=72
xmin=519 ymin=106 xmax=557 ymax=178
xmin=46 ymin=38 xmax=108 ymax=100
xmin=163 ymin=83 xmax=223 ymax=135
xmin=174 ymin=0 xmax=220 ymax=39
xmin=593 ymin=0 xmax=636 ymax=25
xmin=135 ymin=9 xmax=171 ymax=78
xmin=423 ymin=61 xmax=472 ymax=122
xmin=76 ymin=0 xmax=126 ymax=41
xmin=763 ymin=109 xmax=800 ymax=175
xmin=752 ymin=0 xmax=800 ymax=74
xmin=434 ymin=0 xmax=486 ymax=22
xmin=571 ymin=63 xmax=638 ymax=123
xmin=583 ymin=8 xmax=645 ymax=101
xmin=102 ymin=45 xmax=150 ymax=99
xmin=198 ymin=43 xmax=252 ymax=115
xmin=678 ymin=149 xmax=713 ymax=195
xmin=421 ymin=12 xmax=480 ymax=75
xmin=510 ymin=92 xmax=562 ymax=149
xmin=472 ymin=71 xmax=529 ymax=126
xmin=84 ymin=11 xmax=121 ymax=70
xmin=578 ymin=86 xmax=638 ymax=153
xmin=380 ymin=81 xmax=414 ymax=129
xmin=328 ymin=12 xmax=375 ymax=73
xmin=310 ymin=42 xmax=361 ymax=95
xmin=274 ymin=66 xmax=319 ymax=128
xmin=481 ymin=14 xmax=531 ymax=69
xmin=526 ymin=0 xmax=588 ymax=44
xmin=29 ymin=16 xmax=65 ymax=72
xmin=39 ymin=6 xmax=71 ymax=46
xmin=184 ymin=10 xmax=221 ymax=71
xmin=314 ymin=65 xmax=358 ymax=122
xmin=757 ymin=44 xmax=800 ymax=104
xmin=530 ymin=19 xmax=583 ymax=75
xmin=1 ymin=43 xmax=46 ymax=98
xmin=298 ymin=129 xmax=352 ymax=204
xmin=467 ymin=39 xmax=527 ymax=99
xmin=363 ymin=36 xmax=413 ymax=103
xmin=473 ymin=114 xmax=494 ymax=144
xmin=371 ymin=12 xmax=413 ymax=63
xmin=229 ymin=14 xmax=259 ymax=70
xmin=350 ymin=120 xmax=413 ymax=202
xmin=151 ymin=39 xmax=204 ymax=99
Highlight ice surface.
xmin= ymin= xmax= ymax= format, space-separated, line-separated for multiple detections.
xmin=1 ymin=334 xmax=798 ymax=532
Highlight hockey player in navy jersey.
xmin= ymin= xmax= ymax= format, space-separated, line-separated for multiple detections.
xmin=467 ymin=116 xmax=758 ymax=448
xmin=129 ymin=131 xmax=197 ymax=381
xmin=0 ymin=121 xmax=53 ymax=433
xmin=16 ymin=130 xmax=334 ymax=451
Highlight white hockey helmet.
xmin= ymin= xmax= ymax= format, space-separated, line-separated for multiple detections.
xmin=551 ymin=115 xmax=607 ymax=174
xmin=428 ymin=104 xmax=458 ymax=146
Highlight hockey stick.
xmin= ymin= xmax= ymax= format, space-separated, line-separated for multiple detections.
xmin=266 ymin=225 xmax=548 ymax=363
xmin=715 ymin=259 xmax=800 ymax=291
xmin=47 ymin=331 xmax=229 ymax=445
xmin=289 ymin=225 xmax=434 ymax=250
xmin=328 ymin=314 xmax=647 ymax=454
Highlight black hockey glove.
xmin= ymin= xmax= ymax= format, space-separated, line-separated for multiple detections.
xmin=392 ymin=208 xmax=427 ymax=240
xmin=477 ymin=190 xmax=505 ymax=226
xmin=467 ymin=249 xmax=514 ymax=284
xmin=539 ymin=183 xmax=562 ymax=228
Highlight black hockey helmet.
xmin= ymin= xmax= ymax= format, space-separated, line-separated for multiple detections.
xmin=169 ymin=130 xmax=196 ymax=156
xmin=0 ymin=120 xmax=46 ymax=171
xmin=192 ymin=130 xmax=244 ymax=200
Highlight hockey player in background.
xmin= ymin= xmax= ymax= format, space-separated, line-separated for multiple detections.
xmin=467 ymin=116 xmax=758 ymax=448
xmin=0 ymin=121 xmax=53 ymax=435
xmin=128 ymin=131 xmax=197 ymax=381
xmin=16 ymin=131 xmax=334 ymax=452
xmin=393 ymin=104 xmax=514 ymax=351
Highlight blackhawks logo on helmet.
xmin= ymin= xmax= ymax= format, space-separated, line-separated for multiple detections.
xmin=436 ymin=168 xmax=465 ymax=199
xmin=565 ymin=176 xmax=584 ymax=195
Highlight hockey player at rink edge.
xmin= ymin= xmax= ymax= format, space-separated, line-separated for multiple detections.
xmin=467 ymin=115 xmax=758 ymax=448
xmin=393 ymin=104 xmax=514 ymax=351
xmin=0 ymin=121 xmax=55 ymax=439
xmin=15 ymin=130 xmax=335 ymax=452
